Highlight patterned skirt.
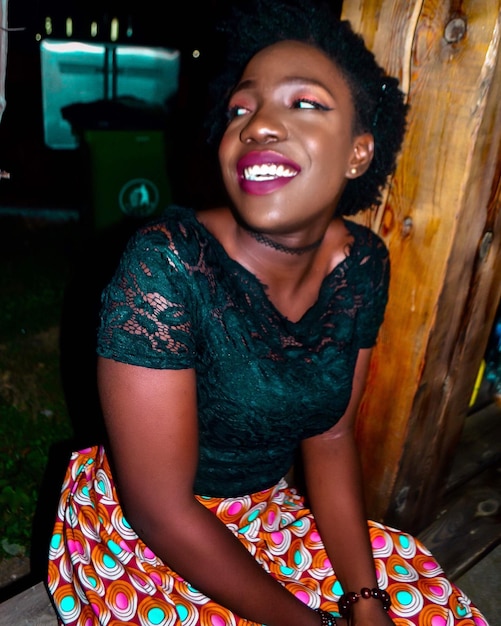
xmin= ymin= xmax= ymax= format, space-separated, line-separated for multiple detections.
xmin=47 ymin=446 xmax=489 ymax=626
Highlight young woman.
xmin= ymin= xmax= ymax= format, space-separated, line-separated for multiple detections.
xmin=48 ymin=1 xmax=489 ymax=625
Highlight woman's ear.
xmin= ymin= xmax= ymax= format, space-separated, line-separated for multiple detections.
xmin=345 ymin=133 xmax=374 ymax=179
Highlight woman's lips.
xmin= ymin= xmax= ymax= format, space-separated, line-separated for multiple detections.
xmin=236 ymin=150 xmax=301 ymax=195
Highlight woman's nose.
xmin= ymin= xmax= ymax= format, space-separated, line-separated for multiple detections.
xmin=239 ymin=106 xmax=288 ymax=144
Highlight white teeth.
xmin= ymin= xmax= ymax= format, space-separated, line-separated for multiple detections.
xmin=243 ymin=163 xmax=297 ymax=181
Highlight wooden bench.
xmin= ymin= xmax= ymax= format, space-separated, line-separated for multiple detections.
xmin=0 ymin=580 xmax=58 ymax=625
xmin=417 ymin=401 xmax=501 ymax=579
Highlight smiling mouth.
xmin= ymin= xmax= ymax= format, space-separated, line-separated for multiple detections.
xmin=243 ymin=163 xmax=298 ymax=181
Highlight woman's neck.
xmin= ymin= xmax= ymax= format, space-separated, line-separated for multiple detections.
xmin=241 ymin=226 xmax=324 ymax=256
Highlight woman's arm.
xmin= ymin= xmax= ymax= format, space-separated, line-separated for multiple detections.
xmin=97 ymin=357 xmax=322 ymax=626
xmin=301 ymin=348 xmax=394 ymax=625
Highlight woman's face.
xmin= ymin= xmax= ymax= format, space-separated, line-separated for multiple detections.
xmin=218 ymin=40 xmax=373 ymax=235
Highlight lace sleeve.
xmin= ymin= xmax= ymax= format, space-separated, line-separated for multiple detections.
xmin=96 ymin=224 xmax=197 ymax=369
xmin=354 ymin=229 xmax=390 ymax=349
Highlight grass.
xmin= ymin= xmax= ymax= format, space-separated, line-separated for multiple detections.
xmin=0 ymin=213 xmax=138 ymax=568
xmin=0 ymin=217 xmax=75 ymax=559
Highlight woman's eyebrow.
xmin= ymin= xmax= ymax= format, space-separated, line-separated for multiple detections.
xmin=231 ymin=75 xmax=334 ymax=96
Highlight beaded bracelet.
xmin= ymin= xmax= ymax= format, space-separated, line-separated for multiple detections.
xmin=315 ymin=608 xmax=337 ymax=626
xmin=338 ymin=587 xmax=391 ymax=618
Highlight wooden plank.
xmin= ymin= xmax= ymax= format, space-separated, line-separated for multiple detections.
xmin=418 ymin=462 xmax=501 ymax=580
xmin=446 ymin=402 xmax=501 ymax=492
xmin=453 ymin=544 xmax=501 ymax=626
xmin=0 ymin=581 xmax=57 ymax=625
xmin=342 ymin=0 xmax=501 ymax=532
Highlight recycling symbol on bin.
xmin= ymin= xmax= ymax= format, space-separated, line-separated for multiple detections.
xmin=119 ymin=178 xmax=160 ymax=217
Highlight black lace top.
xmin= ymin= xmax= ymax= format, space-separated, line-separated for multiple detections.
xmin=97 ymin=205 xmax=390 ymax=497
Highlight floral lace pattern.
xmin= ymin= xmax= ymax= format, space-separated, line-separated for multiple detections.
xmin=97 ymin=205 xmax=390 ymax=496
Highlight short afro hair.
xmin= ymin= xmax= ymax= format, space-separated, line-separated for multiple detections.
xmin=205 ymin=0 xmax=408 ymax=216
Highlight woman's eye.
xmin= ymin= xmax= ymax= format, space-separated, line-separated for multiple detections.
xmin=227 ymin=105 xmax=249 ymax=121
xmin=293 ymin=98 xmax=330 ymax=111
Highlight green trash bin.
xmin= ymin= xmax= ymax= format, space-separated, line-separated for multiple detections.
xmin=82 ymin=128 xmax=171 ymax=231
xmin=63 ymin=97 xmax=174 ymax=231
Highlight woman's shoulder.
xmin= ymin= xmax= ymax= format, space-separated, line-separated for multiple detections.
xmin=138 ymin=204 xmax=198 ymax=236
xmin=342 ymin=217 xmax=389 ymax=259
xmin=194 ymin=206 xmax=234 ymax=238
xmin=127 ymin=204 xmax=212 ymax=252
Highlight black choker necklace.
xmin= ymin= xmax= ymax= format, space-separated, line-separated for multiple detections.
xmin=244 ymin=228 xmax=324 ymax=255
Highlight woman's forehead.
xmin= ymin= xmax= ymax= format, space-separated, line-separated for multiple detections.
xmin=247 ymin=39 xmax=335 ymax=67
xmin=239 ymin=40 xmax=349 ymax=92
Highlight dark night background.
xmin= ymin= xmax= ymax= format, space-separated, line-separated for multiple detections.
xmin=0 ymin=0 xmax=344 ymax=214
xmin=0 ymin=0 xmax=235 ymax=212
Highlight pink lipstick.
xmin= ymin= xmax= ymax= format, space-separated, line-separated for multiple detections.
xmin=237 ymin=150 xmax=301 ymax=195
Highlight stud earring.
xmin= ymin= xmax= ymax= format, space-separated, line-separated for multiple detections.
xmin=350 ymin=167 xmax=357 ymax=175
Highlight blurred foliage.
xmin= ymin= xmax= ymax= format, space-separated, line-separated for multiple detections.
xmin=0 ymin=218 xmax=75 ymax=558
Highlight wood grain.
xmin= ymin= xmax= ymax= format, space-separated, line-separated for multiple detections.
xmin=418 ymin=461 xmax=501 ymax=580
xmin=342 ymin=0 xmax=501 ymax=531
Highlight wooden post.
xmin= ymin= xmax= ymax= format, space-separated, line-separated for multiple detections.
xmin=342 ymin=0 xmax=501 ymax=533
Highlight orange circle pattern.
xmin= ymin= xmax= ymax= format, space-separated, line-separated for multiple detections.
xmin=47 ymin=447 xmax=489 ymax=626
